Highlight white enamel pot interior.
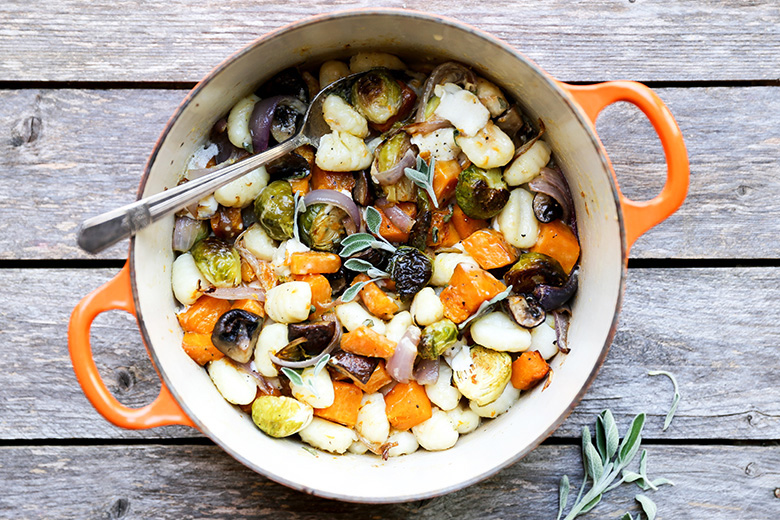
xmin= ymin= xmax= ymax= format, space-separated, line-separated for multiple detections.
xmin=130 ymin=10 xmax=625 ymax=503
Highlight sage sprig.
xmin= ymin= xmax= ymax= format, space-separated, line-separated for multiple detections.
xmin=458 ymin=286 xmax=512 ymax=330
xmin=280 ymin=353 xmax=330 ymax=398
xmin=339 ymin=258 xmax=391 ymax=303
xmin=619 ymin=495 xmax=658 ymax=520
xmin=338 ymin=206 xmax=397 ymax=258
xmin=617 ymin=450 xmax=674 ymax=492
xmin=404 ymin=155 xmax=439 ymax=209
xmin=648 ymin=370 xmax=681 ymax=431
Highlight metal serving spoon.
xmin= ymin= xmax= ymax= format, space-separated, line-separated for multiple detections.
xmin=77 ymin=73 xmax=365 ymax=254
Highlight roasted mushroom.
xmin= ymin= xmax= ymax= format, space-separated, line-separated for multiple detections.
xmin=504 ymin=294 xmax=546 ymax=328
xmin=532 ymin=192 xmax=563 ymax=223
xmin=287 ymin=320 xmax=337 ymax=356
xmin=388 ymin=246 xmax=433 ymax=299
xmin=328 ymin=349 xmax=381 ymax=384
xmin=211 ymin=309 xmax=263 ymax=363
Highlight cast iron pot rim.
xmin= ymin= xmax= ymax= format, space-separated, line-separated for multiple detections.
xmin=128 ymin=8 xmax=628 ymax=503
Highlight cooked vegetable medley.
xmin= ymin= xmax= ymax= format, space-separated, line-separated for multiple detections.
xmin=171 ymin=52 xmax=580 ymax=458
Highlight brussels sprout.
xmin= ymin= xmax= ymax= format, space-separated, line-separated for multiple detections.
xmin=504 ymin=252 xmax=566 ymax=294
xmin=254 ymin=180 xmax=295 ymax=241
xmin=211 ymin=309 xmax=263 ymax=363
xmin=351 ymin=70 xmax=403 ymax=124
xmin=298 ymin=203 xmax=349 ymax=252
xmin=419 ymin=319 xmax=458 ymax=360
xmin=251 ymin=395 xmax=313 ymax=438
xmin=452 ymin=346 xmax=512 ymax=406
xmin=375 ymin=132 xmax=412 ymax=174
xmin=455 ymin=165 xmax=510 ymax=220
xmin=191 ymin=238 xmax=241 ymax=288
xmin=389 ymin=246 xmax=433 ymax=300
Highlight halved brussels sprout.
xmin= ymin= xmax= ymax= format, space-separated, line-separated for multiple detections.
xmin=504 ymin=252 xmax=566 ymax=294
xmin=455 ymin=165 xmax=510 ymax=220
xmin=191 ymin=238 xmax=242 ymax=288
xmin=419 ymin=319 xmax=458 ymax=360
xmin=251 ymin=395 xmax=313 ymax=438
xmin=375 ymin=132 xmax=412 ymax=174
xmin=389 ymin=246 xmax=433 ymax=300
xmin=298 ymin=203 xmax=349 ymax=252
xmin=452 ymin=346 xmax=512 ymax=406
xmin=351 ymin=70 xmax=403 ymax=124
xmin=254 ymin=180 xmax=295 ymax=241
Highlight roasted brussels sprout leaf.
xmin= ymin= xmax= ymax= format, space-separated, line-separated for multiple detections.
xmin=299 ymin=203 xmax=349 ymax=252
xmin=452 ymin=346 xmax=512 ymax=406
xmin=455 ymin=165 xmax=510 ymax=220
xmin=351 ymin=70 xmax=403 ymax=124
xmin=252 ymin=395 xmax=313 ymax=438
xmin=211 ymin=309 xmax=263 ymax=363
xmin=191 ymin=238 xmax=242 ymax=288
xmin=504 ymin=252 xmax=567 ymax=294
xmin=419 ymin=319 xmax=458 ymax=359
xmin=288 ymin=320 xmax=337 ymax=355
xmin=254 ymin=180 xmax=295 ymax=241
xmin=389 ymin=246 xmax=433 ymax=299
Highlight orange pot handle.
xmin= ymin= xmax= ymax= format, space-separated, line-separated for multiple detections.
xmin=559 ymin=81 xmax=689 ymax=250
xmin=68 ymin=263 xmax=195 ymax=429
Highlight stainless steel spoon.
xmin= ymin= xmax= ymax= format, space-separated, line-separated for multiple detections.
xmin=77 ymin=73 xmax=365 ymax=254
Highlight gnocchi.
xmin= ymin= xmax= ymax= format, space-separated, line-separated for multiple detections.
xmin=410 ymin=287 xmax=445 ymax=326
xmin=456 ymin=121 xmax=515 ymax=169
xmin=470 ymin=311 xmax=532 ymax=352
xmin=264 ymin=281 xmax=313 ymax=324
xmin=504 ymin=140 xmax=552 ymax=186
xmin=322 ymin=94 xmax=369 ymax=138
xmin=299 ymin=417 xmax=357 ymax=454
xmin=412 ymin=409 xmax=459 ymax=451
xmin=207 ymin=358 xmax=257 ymax=405
xmin=315 ymin=131 xmax=373 ymax=172
xmin=496 ymin=187 xmax=539 ymax=249
xmin=214 ymin=166 xmax=269 ymax=208
xmin=226 ymin=94 xmax=259 ymax=151
xmin=355 ymin=393 xmax=390 ymax=445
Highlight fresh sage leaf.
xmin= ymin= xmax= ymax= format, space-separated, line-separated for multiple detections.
xmin=367 ymin=267 xmax=389 ymax=279
xmin=596 ymin=415 xmax=607 ymax=463
xmin=557 ymin=475 xmax=570 ymax=520
xmin=312 ymin=354 xmax=330 ymax=377
xmin=281 ymin=367 xmax=304 ymax=387
xmin=648 ymin=370 xmax=681 ymax=431
xmin=458 ymin=286 xmax=512 ymax=330
xmin=578 ymin=494 xmax=602 ymax=514
xmin=621 ymin=514 xmax=635 ymax=520
xmin=365 ymin=206 xmax=383 ymax=235
xmin=404 ymin=155 xmax=439 ymax=209
xmin=584 ymin=442 xmax=604 ymax=483
xmin=344 ymin=258 xmax=374 ymax=272
xmin=618 ymin=413 xmax=646 ymax=465
xmin=340 ymin=282 xmax=367 ymax=303
xmin=635 ymin=494 xmax=657 ymax=520
xmin=621 ymin=471 xmax=643 ymax=483
xmin=339 ymin=241 xmax=372 ymax=258
xmin=603 ymin=409 xmax=620 ymax=459
xmin=341 ymin=233 xmax=376 ymax=246
xmin=651 ymin=477 xmax=675 ymax=488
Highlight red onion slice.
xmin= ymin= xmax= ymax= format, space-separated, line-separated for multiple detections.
xmin=553 ymin=307 xmax=572 ymax=354
xmin=249 ymin=96 xmax=283 ymax=154
xmin=372 ymin=148 xmax=417 ymax=186
xmin=415 ymin=62 xmax=478 ymax=122
xmin=528 ymin=167 xmax=576 ymax=231
xmin=207 ymin=285 xmax=265 ymax=301
xmin=376 ymin=198 xmax=415 ymax=233
xmin=304 ymin=189 xmax=362 ymax=231
xmin=413 ymin=358 xmax=440 ymax=386
xmin=386 ymin=325 xmax=421 ymax=383
xmin=269 ymin=314 xmax=342 ymax=369
xmin=172 ymin=216 xmax=207 ymax=252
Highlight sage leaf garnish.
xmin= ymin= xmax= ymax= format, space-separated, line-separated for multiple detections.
xmin=622 ymin=514 xmax=635 ymax=520
xmin=557 ymin=475 xmax=570 ymax=520
xmin=344 ymin=258 xmax=375 ymax=272
xmin=635 ymin=494 xmax=657 ymax=520
xmin=618 ymin=450 xmax=674 ymax=491
xmin=458 ymin=286 xmax=512 ymax=330
xmin=365 ymin=206 xmax=384 ymax=235
xmin=648 ymin=370 xmax=681 ymax=431
xmin=404 ymin=155 xmax=439 ymax=209
xmin=312 ymin=353 xmax=330 ymax=377
xmin=338 ymin=216 xmax=396 ymax=257
xmin=340 ymin=282 xmax=367 ymax=304
xmin=281 ymin=367 xmax=304 ymax=387
xmin=281 ymin=358 xmax=328 ymax=399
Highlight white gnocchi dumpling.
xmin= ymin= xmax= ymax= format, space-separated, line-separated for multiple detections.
xmin=264 ymin=281 xmax=312 ymax=324
xmin=412 ymin=409 xmax=459 ymax=451
xmin=531 ymin=316 xmax=559 ymax=360
xmin=386 ymin=429 xmax=419 ymax=457
xmin=241 ymin=224 xmax=278 ymax=262
xmin=298 ymin=417 xmax=357 ymax=454
xmin=355 ymin=393 xmax=390 ymax=445
xmin=207 ymin=358 xmax=257 ymax=405
xmin=253 ymin=323 xmax=289 ymax=377
xmin=456 ymin=121 xmax=515 ymax=169
xmin=315 ymin=131 xmax=373 ymax=172
xmin=349 ymin=52 xmax=406 ymax=73
xmin=504 ymin=140 xmax=552 ymax=186
xmin=271 ymin=238 xmax=309 ymax=278
xmin=496 ymin=188 xmax=539 ymax=249
xmin=385 ymin=311 xmax=413 ymax=343
xmin=348 ymin=440 xmax=370 ymax=455
xmin=214 ymin=166 xmax=269 ymax=208
xmin=424 ymin=362 xmax=462 ymax=411
xmin=227 ymin=94 xmax=259 ymax=151
xmin=410 ymin=128 xmax=461 ymax=161
xmin=470 ymin=311 xmax=532 ymax=352
xmin=410 ymin=287 xmax=445 ymax=327
xmin=475 ymin=77 xmax=509 ymax=117
xmin=171 ymin=252 xmax=212 ymax=305
xmin=469 ymin=381 xmax=520 ymax=418
xmin=319 ymin=60 xmax=351 ymax=89
xmin=335 ymin=301 xmax=386 ymax=335
xmin=433 ymin=83 xmax=489 ymax=136
xmin=322 ymin=95 xmax=369 ymax=138
xmin=195 ymin=194 xmax=219 ymax=219
xmin=290 ymin=365 xmax=335 ymax=409
xmin=431 ymin=253 xmax=479 ymax=286
xmin=446 ymin=403 xmax=481 ymax=434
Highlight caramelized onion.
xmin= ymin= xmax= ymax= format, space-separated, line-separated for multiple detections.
xmin=376 ymin=198 xmax=415 ymax=233
xmin=304 ymin=189 xmax=362 ymax=231
xmin=528 ymin=166 xmax=576 ymax=232
xmin=386 ymin=325 xmax=421 ymax=383
xmin=413 ymin=358 xmax=439 ymax=385
xmin=207 ymin=285 xmax=265 ymax=301
xmin=372 ymin=148 xmax=417 ymax=186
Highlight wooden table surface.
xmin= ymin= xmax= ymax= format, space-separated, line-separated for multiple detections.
xmin=1 ymin=1 xmax=778 ymax=518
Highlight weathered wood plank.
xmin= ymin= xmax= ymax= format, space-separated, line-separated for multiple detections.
xmin=2 ymin=266 xmax=778 ymax=440
xmin=0 ymin=444 xmax=777 ymax=519
xmin=0 ymin=0 xmax=778 ymax=82
xmin=1 ymin=87 xmax=777 ymax=260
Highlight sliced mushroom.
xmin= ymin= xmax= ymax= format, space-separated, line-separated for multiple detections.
xmin=288 ymin=320 xmax=337 ymax=356
xmin=211 ymin=309 xmax=263 ymax=363
xmin=504 ymin=295 xmax=546 ymax=328
xmin=328 ymin=349 xmax=380 ymax=384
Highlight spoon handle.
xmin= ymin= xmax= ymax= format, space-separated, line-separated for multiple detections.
xmin=78 ymin=135 xmax=306 ymax=254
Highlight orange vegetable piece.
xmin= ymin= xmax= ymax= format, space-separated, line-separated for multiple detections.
xmin=511 ymin=350 xmax=551 ymax=390
xmin=530 ymin=220 xmax=580 ymax=274
xmin=354 ymin=362 xmax=394 ymax=393
xmin=461 ymin=229 xmax=518 ymax=269
xmin=289 ymin=252 xmax=341 ymax=275
xmin=311 ymin=164 xmax=356 ymax=192
xmin=231 ymin=298 xmax=265 ymax=318
xmin=313 ymin=381 xmax=364 ymax=428
xmin=374 ymin=206 xmax=410 ymax=243
xmin=384 ymin=381 xmax=433 ymax=431
xmin=293 ymin=274 xmax=332 ymax=319
xmin=353 ymin=274 xmax=399 ymax=320
xmin=451 ymin=204 xmax=488 ymax=241
xmin=181 ymin=332 xmax=224 ymax=366
xmin=432 ymin=159 xmax=462 ymax=205
xmin=440 ymin=263 xmax=507 ymax=323
xmin=289 ymin=174 xmax=311 ymax=196
xmin=341 ymin=326 xmax=397 ymax=359
xmin=427 ymin=209 xmax=460 ymax=248
xmin=177 ymin=296 xmax=231 ymax=334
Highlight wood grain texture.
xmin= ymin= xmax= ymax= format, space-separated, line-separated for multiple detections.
xmin=0 ymin=444 xmax=777 ymax=519
xmin=1 ymin=87 xmax=778 ymax=260
xmin=3 ymin=267 xmax=778 ymax=440
xmin=0 ymin=0 xmax=778 ymax=83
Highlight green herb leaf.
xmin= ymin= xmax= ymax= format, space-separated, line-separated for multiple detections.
xmin=584 ymin=442 xmax=603 ymax=483
xmin=341 ymin=233 xmax=377 ymax=246
xmin=635 ymin=494 xmax=657 ymax=520
xmin=458 ymin=286 xmax=513 ymax=330
xmin=596 ymin=415 xmax=607 ymax=463
xmin=365 ymin=206 xmax=383 ymax=235
xmin=650 ymin=477 xmax=675 ymax=488
xmin=578 ymin=494 xmax=602 ymax=514
xmin=557 ymin=475 xmax=570 ymax=520
xmin=618 ymin=413 xmax=646 ymax=465
xmin=339 ymin=240 xmax=373 ymax=258
xmin=648 ymin=370 xmax=681 ymax=431
xmin=344 ymin=258 xmax=374 ymax=272
xmin=602 ymin=409 xmax=619 ymax=460
xmin=621 ymin=471 xmax=643 ymax=483
xmin=367 ymin=267 xmax=389 ymax=279
xmin=281 ymin=367 xmax=304 ymax=387
xmin=621 ymin=514 xmax=635 ymax=520
xmin=312 ymin=354 xmax=330 ymax=377
xmin=340 ymin=281 xmax=368 ymax=303
xmin=404 ymin=155 xmax=439 ymax=209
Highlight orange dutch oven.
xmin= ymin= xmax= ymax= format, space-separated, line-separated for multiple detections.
xmin=69 ymin=9 xmax=688 ymax=502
